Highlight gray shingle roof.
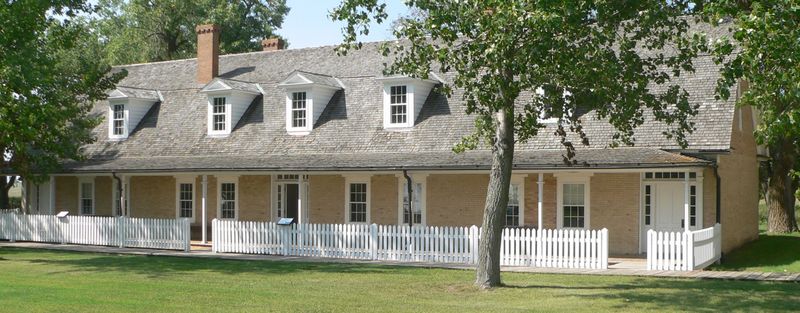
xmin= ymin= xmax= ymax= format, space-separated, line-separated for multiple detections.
xmin=109 ymin=86 xmax=160 ymax=101
xmin=69 ymin=22 xmax=737 ymax=173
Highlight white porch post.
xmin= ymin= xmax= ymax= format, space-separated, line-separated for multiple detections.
xmin=201 ymin=175 xmax=208 ymax=244
xmin=684 ymin=171 xmax=690 ymax=232
xmin=48 ymin=176 xmax=55 ymax=214
xmin=20 ymin=178 xmax=26 ymax=213
xmin=537 ymin=173 xmax=544 ymax=230
xmin=297 ymin=174 xmax=304 ymax=224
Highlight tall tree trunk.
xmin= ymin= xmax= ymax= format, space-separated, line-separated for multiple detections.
xmin=767 ymin=137 xmax=799 ymax=233
xmin=475 ymin=107 xmax=515 ymax=289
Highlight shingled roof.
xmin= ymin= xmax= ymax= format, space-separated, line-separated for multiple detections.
xmin=68 ymin=23 xmax=735 ymax=173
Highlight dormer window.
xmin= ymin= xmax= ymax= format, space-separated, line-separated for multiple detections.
xmin=106 ymin=87 xmax=159 ymax=141
xmin=378 ymin=75 xmax=441 ymax=131
xmin=291 ymin=92 xmax=308 ymax=128
xmin=278 ymin=71 xmax=343 ymax=135
xmin=111 ymin=104 xmax=126 ymax=136
xmin=201 ymin=78 xmax=260 ymax=137
xmin=389 ymin=85 xmax=408 ymax=125
xmin=212 ymin=97 xmax=227 ymax=132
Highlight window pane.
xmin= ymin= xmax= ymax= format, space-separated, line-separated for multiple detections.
xmin=349 ymin=183 xmax=367 ymax=223
xmin=562 ymin=183 xmax=585 ymax=228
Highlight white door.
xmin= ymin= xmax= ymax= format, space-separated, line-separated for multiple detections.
xmin=654 ymin=183 xmax=685 ymax=232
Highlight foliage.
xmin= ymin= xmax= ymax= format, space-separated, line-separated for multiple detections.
xmin=94 ymin=0 xmax=290 ymax=65
xmin=1 ymin=248 xmax=800 ymax=312
xmin=0 ymin=1 xmax=125 ymax=184
xmin=331 ymin=0 xmax=708 ymax=287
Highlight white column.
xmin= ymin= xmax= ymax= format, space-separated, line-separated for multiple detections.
xmin=684 ymin=171 xmax=690 ymax=232
xmin=49 ymin=176 xmax=55 ymax=214
xmin=201 ymin=175 xmax=208 ymax=244
xmin=297 ymin=175 xmax=304 ymax=224
xmin=537 ymin=173 xmax=544 ymax=230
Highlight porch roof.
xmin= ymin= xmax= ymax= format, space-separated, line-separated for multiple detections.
xmin=60 ymin=147 xmax=710 ymax=174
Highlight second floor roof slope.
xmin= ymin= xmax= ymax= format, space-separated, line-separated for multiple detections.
xmin=75 ymin=32 xmax=739 ymax=172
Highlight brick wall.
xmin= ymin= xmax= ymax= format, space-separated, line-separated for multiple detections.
xmin=238 ymin=175 xmax=270 ymax=221
xmin=55 ymin=176 xmax=78 ymax=214
xmin=371 ymin=174 xmax=398 ymax=225
xmin=309 ymin=175 xmax=345 ymax=224
xmin=426 ymin=174 xmax=488 ymax=226
xmin=130 ymin=176 xmax=175 ymax=219
xmin=590 ymin=173 xmax=640 ymax=255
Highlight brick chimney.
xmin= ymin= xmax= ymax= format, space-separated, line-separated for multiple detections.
xmin=261 ymin=38 xmax=285 ymax=52
xmin=196 ymin=24 xmax=220 ymax=84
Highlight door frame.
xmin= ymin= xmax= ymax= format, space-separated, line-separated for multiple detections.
xmin=639 ymin=171 xmax=704 ymax=254
xmin=271 ymin=174 xmax=309 ymax=222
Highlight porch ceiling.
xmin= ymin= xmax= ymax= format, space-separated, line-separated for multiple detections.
xmin=59 ymin=147 xmax=710 ymax=174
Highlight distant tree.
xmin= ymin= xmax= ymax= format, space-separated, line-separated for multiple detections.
xmin=332 ymin=0 xmax=706 ymax=288
xmin=0 ymin=1 xmax=125 ymax=209
xmin=94 ymin=0 xmax=290 ymax=65
xmin=704 ymin=0 xmax=800 ymax=232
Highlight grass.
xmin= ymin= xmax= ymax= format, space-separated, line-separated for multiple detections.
xmin=0 ymin=248 xmax=798 ymax=312
xmin=712 ymin=232 xmax=800 ymax=273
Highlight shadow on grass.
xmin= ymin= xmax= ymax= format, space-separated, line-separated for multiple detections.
xmin=505 ymin=278 xmax=800 ymax=312
xmin=0 ymin=247 xmax=400 ymax=279
xmin=712 ymin=233 xmax=800 ymax=272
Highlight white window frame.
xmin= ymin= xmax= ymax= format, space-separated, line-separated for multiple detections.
xmin=108 ymin=102 xmax=128 ymax=140
xmin=290 ymin=91 xmax=309 ymax=129
xmin=344 ymin=175 xmax=370 ymax=224
xmin=111 ymin=176 xmax=131 ymax=217
xmin=217 ymin=176 xmax=239 ymax=220
xmin=506 ymin=175 xmax=526 ymax=227
xmin=175 ymin=177 xmax=196 ymax=222
xmin=397 ymin=174 xmax=427 ymax=226
xmin=78 ymin=177 xmax=95 ymax=216
xmin=207 ymin=96 xmax=230 ymax=136
xmin=555 ymin=173 xmax=591 ymax=229
xmin=383 ymin=84 xmax=414 ymax=129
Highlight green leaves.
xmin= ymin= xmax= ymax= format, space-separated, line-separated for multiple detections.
xmin=332 ymin=0 xmax=705 ymax=153
xmin=0 ymin=1 xmax=124 ymax=183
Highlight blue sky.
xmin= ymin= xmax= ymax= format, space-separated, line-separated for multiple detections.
xmin=277 ymin=0 xmax=409 ymax=48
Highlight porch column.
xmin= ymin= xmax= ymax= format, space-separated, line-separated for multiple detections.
xmin=537 ymin=173 xmax=544 ymax=230
xmin=48 ymin=176 xmax=55 ymax=214
xmin=684 ymin=171 xmax=690 ymax=232
xmin=297 ymin=174 xmax=304 ymax=224
xmin=201 ymin=175 xmax=208 ymax=244
xmin=20 ymin=178 xmax=27 ymax=213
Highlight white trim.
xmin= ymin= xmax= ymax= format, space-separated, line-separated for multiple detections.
xmin=175 ymin=176 xmax=196 ymax=223
xmin=217 ymin=176 xmax=239 ymax=220
xmin=207 ymin=96 xmax=231 ymax=137
xmin=344 ymin=175 xmax=371 ymax=224
xmin=396 ymin=174 xmax=428 ymax=226
xmin=78 ymin=177 xmax=95 ymax=216
xmin=285 ymin=90 xmax=312 ymax=135
xmin=555 ymin=173 xmax=591 ymax=229
xmin=383 ymin=84 xmax=413 ymax=130
xmin=108 ymin=102 xmax=128 ymax=140
xmin=507 ymin=174 xmax=526 ymax=227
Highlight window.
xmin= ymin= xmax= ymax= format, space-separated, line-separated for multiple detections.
xmin=291 ymin=92 xmax=307 ymax=128
xmin=506 ymin=184 xmax=521 ymax=226
xmin=644 ymin=185 xmax=652 ymax=226
xmin=112 ymin=104 xmax=125 ymax=136
xmin=401 ymin=182 xmax=424 ymax=225
xmin=276 ymin=182 xmax=283 ymax=218
xmin=562 ymin=183 xmax=585 ymax=228
xmin=178 ymin=182 xmax=194 ymax=219
xmin=348 ymin=183 xmax=368 ymax=223
xmin=220 ymin=182 xmax=236 ymax=219
xmin=389 ymin=85 xmax=408 ymax=124
xmin=79 ymin=180 xmax=94 ymax=215
xmin=689 ymin=185 xmax=697 ymax=227
xmin=212 ymin=97 xmax=227 ymax=131
xmin=644 ymin=172 xmax=696 ymax=180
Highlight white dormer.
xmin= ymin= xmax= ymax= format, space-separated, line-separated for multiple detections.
xmin=535 ymin=87 xmax=572 ymax=125
xmin=201 ymin=78 xmax=261 ymax=137
xmin=376 ymin=75 xmax=441 ymax=131
xmin=277 ymin=71 xmax=343 ymax=135
xmin=106 ymin=87 xmax=159 ymax=140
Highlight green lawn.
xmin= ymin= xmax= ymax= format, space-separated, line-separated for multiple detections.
xmin=711 ymin=232 xmax=800 ymax=273
xmin=0 ymin=248 xmax=798 ymax=312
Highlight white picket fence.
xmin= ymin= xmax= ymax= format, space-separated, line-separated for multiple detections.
xmin=646 ymin=223 xmax=722 ymax=271
xmin=0 ymin=213 xmax=191 ymax=251
xmin=212 ymin=219 xmax=608 ymax=269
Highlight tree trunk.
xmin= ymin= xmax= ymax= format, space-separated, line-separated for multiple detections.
xmin=475 ymin=107 xmax=515 ymax=289
xmin=0 ymin=176 xmax=15 ymax=210
xmin=767 ymin=137 xmax=799 ymax=233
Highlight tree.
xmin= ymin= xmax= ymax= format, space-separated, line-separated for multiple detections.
xmin=332 ymin=0 xmax=706 ymax=288
xmin=703 ymin=0 xmax=800 ymax=233
xmin=0 ymin=1 xmax=125 ymax=209
xmin=94 ymin=0 xmax=290 ymax=65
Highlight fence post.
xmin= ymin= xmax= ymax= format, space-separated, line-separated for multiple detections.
xmin=470 ymin=225 xmax=479 ymax=265
xmin=600 ymin=228 xmax=608 ymax=269
xmin=282 ymin=224 xmax=290 ymax=256
xmin=117 ymin=216 xmax=125 ymax=248
xmin=370 ymin=223 xmax=378 ymax=260
xmin=211 ymin=219 xmax=218 ymax=253
xmin=183 ymin=218 xmax=191 ymax=252
xmin=686 ymin=231 xmax=695 ymax=270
